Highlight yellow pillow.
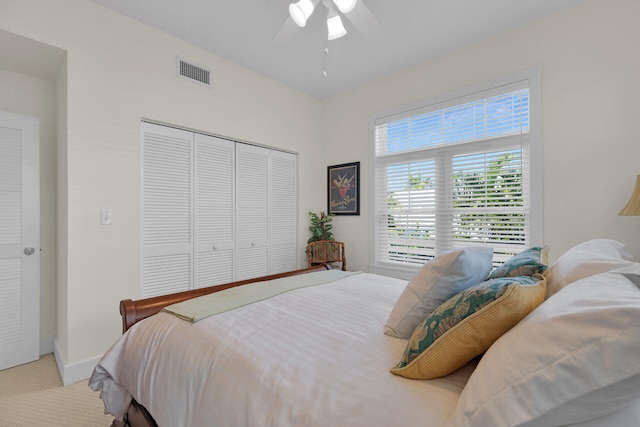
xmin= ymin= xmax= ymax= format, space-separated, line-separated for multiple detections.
xmin=390 ymin=274 xmax=546 ymax=380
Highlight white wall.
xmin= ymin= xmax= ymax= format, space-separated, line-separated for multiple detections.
xmin=321 ymin=0 xmax=640 ymax=271
xmin=56 ymin=57 xmax=69 ymax=367
xmin=0 ymin=0 xmax=324 ymax=383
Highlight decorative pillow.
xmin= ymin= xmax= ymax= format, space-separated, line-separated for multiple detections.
xmin=384 ymin=247 xmax=493 ymax=338
xmin=447 ymin=266 xmax=640 ymax=427
xmin=390 ymin=274 xmax=546 ymax=380
xmin=544 ymin=238 xmax=634 ymax=299
xmin=487 ymin=246 xmax=549 ymax=279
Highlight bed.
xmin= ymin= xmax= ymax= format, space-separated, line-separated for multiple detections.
xmin=90 ymin=239 xmax=640 ymax=427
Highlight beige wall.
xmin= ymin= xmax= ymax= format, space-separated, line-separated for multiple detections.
xmin=56 ymin=57 xmax=69 ymax=364
xmin=0 ymin=0 xmax=323 ymax=380
xmin=321 ymin=0 xmax=640 ymax=271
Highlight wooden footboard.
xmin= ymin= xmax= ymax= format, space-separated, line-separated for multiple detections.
xmin=111 ymin=399 xmax=157 ymax=427
xmin=119 ymin=264 xmax=330 ymax=333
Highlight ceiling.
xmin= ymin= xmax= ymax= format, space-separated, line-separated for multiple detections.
xmin=88 ymin=0 xmax=585 ymax=99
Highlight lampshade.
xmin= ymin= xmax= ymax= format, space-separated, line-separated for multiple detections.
xmin=327 ymin=14 xmax=347 ymax=40
xmin=289 ymin=0 xmax=315 ymax=27
xmin=619 ymin=175 xmax=640 ymax=216
xmin=332 ymin=0 xmax=357 ymax=14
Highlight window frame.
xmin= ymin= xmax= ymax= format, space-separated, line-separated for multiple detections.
xmin=368 ymin=67 xmax=543 ymax=280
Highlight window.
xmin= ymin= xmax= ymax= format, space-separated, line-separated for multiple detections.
xmin=371 ymin=69 xmax=542 ymax=278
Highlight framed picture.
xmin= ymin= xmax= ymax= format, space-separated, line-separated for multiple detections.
xmin=328 ymin=162 xmax=360 ymax=215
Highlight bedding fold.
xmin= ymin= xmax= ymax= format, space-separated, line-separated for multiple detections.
xmin=163 ymin=270 xmax=359 ymax=322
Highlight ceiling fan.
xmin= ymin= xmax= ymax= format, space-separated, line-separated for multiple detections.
xmin=277 ymin=0 xmax=382 ymax=76
xmin=289 ymin=0 xmax=357 ymax=40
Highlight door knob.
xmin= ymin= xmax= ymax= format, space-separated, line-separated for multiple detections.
xmin=24 ymin=247 xmax=35 ymax=256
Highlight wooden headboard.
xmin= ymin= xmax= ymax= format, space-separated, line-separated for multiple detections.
xmin=119 ymin=264 xmax=331 ymax=333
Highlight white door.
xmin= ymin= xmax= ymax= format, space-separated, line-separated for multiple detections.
xmin=235 ymin=144 xmax=269 ymax=281
xmin=270 ymin=150 xmax=297 ymax=274
xmin=141 ymin=123 xmax=193 ymax=298
xmin=141 ymin=123 xmax=298 ymax=294
xmin=0 ymin=111 xmax=40 ymax=371
xmin=194 ymin=133 xmax=235 ymax=288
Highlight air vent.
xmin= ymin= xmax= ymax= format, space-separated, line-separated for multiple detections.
xmin=176 ymin=57 xmax=211 ymax=87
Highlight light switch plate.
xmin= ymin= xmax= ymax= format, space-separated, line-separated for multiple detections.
xmin=101 ymin=209 xmax=113 ymax=225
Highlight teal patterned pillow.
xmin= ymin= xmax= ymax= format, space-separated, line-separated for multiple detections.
xmin=393 ymin=276 xmax=541 ymax=371
xmin=488 ymin=247 xmax=549 ymax=279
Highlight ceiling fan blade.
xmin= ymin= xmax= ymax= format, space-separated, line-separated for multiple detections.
xmin=273 ymin=14 xmax=301 ymax=42
xmin=342 ymin=0 xmax=383 ymax=41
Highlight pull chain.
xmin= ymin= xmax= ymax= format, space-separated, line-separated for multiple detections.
xmin=323 ymin=4 xmax=328 ymax=78
xmin=323 ymin=46 xmax=328 ymax=78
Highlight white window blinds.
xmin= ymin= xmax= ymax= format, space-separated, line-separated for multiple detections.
xmin=372 ymin=72 xmax=542 ymax=275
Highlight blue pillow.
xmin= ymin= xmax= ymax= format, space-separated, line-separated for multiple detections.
xmin=488 ymin=247 xmax=548 ymax=279
xmin=384 ymin=247 xmax=494 ymax=338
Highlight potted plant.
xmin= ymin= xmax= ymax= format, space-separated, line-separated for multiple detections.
xmin=307 ymin=211 xmax=335 ymax=243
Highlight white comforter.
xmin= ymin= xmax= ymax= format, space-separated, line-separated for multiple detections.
xmin=90 ymin=273 xmax=476 ymax=427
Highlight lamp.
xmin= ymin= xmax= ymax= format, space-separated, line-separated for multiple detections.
xmin=332 ymin=0 xmax=357 ymax=14
xmin=289 ymin=0 xmax=356 ymax=39
xmin=289 ymin=0 xmax=315 ymax=27
xmin=619 ymin=175 xmax=640 ymax=216
xmin=288 ymin=0 xmax=359 ymax=76
xmin=327 ymin=14 xmax=347 ymax=40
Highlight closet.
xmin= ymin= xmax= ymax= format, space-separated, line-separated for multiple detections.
xmin=141 ymin=122 xmax=297 ymax=298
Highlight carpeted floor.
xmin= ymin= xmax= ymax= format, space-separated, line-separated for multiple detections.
xmin=0 ymin=353 xmax=114 ymax=427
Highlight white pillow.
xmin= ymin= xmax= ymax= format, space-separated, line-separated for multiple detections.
xmin=545 ymin=239 xmax=634 ymax=298
xmin=384 ymin=247 xmax=493 ymax=338
xmin=562 ymin=395 xmax=640 ymax=427
xmin=447 ymin=265 xmax=640 ymax=427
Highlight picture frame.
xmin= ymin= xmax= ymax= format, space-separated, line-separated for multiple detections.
xmin=328 ymin=161 xmax=360 ymax=215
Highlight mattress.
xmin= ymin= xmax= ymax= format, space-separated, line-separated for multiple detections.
xmin=90 ymin=272 xmax=477 ymax=427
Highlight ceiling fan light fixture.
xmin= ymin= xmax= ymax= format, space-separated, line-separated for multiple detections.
xmin=327 ymin=14 xmax=347 ymax=40
xmin=289 ymin=0 xmax=315 ymax=27
xmin=332 ymin=0 xmax=357 ymax=14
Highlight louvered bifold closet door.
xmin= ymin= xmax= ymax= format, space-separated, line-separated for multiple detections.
xmin=194 ymin=133 xmax=235 ymax=289
xmin=235 ymin=144 xmax=269 ymax=281
xmin=141 ymin=123 xmax=193 ymax=298
xmin=270 ymin=150 xmax=297 ymax=274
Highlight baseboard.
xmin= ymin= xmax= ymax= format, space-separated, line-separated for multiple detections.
xmin=53 ymin=339 xmax=101 ymax=386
